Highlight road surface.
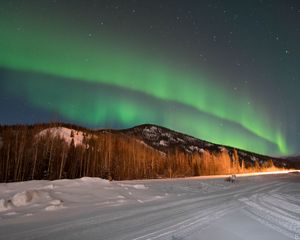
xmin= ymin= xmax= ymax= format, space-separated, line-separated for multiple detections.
xmin=0 ymin=172 xmax=299 ymax=240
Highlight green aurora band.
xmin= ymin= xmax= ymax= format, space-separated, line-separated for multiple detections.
xmin=0 ymin=11 xmax=289 ymax=155
xmin=3 ymin=76 xmax=280 ymax=155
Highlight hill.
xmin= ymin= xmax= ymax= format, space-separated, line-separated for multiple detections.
xmin=0 ymin=123 xmax=294 ymax=182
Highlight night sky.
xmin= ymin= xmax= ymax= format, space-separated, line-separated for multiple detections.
xmin=0 ymin=0 xmax=299 ymax=156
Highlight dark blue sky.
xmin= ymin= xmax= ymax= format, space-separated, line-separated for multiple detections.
xmin=0 ymin=0 xmax=299 ymax=156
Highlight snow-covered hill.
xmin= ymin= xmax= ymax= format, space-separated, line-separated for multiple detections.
xmin=38 ymin=127 xmax=85 ymax=146
xmin=36 ymin=124 xmax=290 ymax=168
xmin=122 ymin=124 xmax=288 ymax=168
xmin=0 ymin=123 xmax=295 ymax=183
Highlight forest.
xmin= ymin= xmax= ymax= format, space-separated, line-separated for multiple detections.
xmin=0 ymin=123 xmax=281 ymax=182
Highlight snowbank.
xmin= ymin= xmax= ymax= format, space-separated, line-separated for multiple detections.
xmin=0 ymin=188 xmax=63 ymax=214
xmin=0 ymin=177 xmax=165 ymax=218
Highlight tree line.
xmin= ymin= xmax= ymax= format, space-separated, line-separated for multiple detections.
xmin=0 ymin=124 xmax=281 ymax=182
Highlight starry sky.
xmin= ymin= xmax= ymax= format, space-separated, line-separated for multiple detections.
xmin=0 ymin=0 xmax=299 ymax=156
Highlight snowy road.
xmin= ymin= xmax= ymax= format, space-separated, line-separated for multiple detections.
xmin=0 ymin=172 xmax=299 ymax=240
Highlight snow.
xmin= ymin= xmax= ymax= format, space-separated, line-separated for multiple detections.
xmin=176 ymin=137 xmax=185 ymax=143
xmin=199 ymin=148 xmax=205 ymax=153
xmin=45 ymin=204 xmax=64 ymax=211
xmin=0 ymin=198 xmax=12 ymax=212
xmin=0 ymin=177 xmax=157 ymax=217
xmin=0 ymin=171 xmax=299 ymax=240
xmin=159 ymin=140 xmax=168 ymax=146
xmin=118 ymin=183 xmax=148 ymax=190
xmin=0 ymin=186 xmax=63 ymax=213
xmin=142 ymin=126 xmax=160 ymax=141
xmin=189 ymin=145 xmax=202 ymax=152
xmin=203 ymin=142 xmax=213 ymax=147
xmin=38 ymin=127 xmax=85 ymax=146
xmin=11 ymin=190 xmax=47 ymax=207
xmin=161 ymin=132 xmax=172 ymax=138
xmin=184 ymin=136 xmax=198 ymax=142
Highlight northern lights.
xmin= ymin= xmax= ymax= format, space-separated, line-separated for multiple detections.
xmin=1 ymin=0 xmax=299 ymax=156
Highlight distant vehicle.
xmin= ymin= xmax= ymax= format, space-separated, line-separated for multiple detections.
xmin=231 ymin=174 xmax=237 ymax=183
xmin=225 ymin=174 xmax=237 ymax=183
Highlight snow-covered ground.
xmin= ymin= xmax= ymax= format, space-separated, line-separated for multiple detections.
xmin=0 ymin=171 xmax=299 ymax=240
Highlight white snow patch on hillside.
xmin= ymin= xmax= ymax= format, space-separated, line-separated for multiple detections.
xmin=189 ymin=146 xmax=200 ymax=152
xmin=38 ymin=127 xmax=85 ymax=146
xmin=137 ymin=140 xmax=166 ymax=156
xmin=176 ymin=137 xmax=185 ymax=143
xmin=199 ymin=148 xmax=205 ymax=153
xmin=162 ymin=132 xmax=172 ymax=138
xmin=142 ymin=127 xmax=160 ymax=140
xmin=159 ymin=140 xmax=168 ymax=146
xmin=204 ymin=143 xmax=213 ymax=147
xmin=138 ymin=140 xmax=156 ymax=150
xmin=251 ymin=156 xmax=258 ymax=162
xmin=184 ymin=135 xmax=198 ymax=143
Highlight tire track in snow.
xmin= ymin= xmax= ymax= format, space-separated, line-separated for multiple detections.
xmin=132 ymin=202 xmax=236 ymax=240
xmin=240 ymin=192 xmax=300 ymax=239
